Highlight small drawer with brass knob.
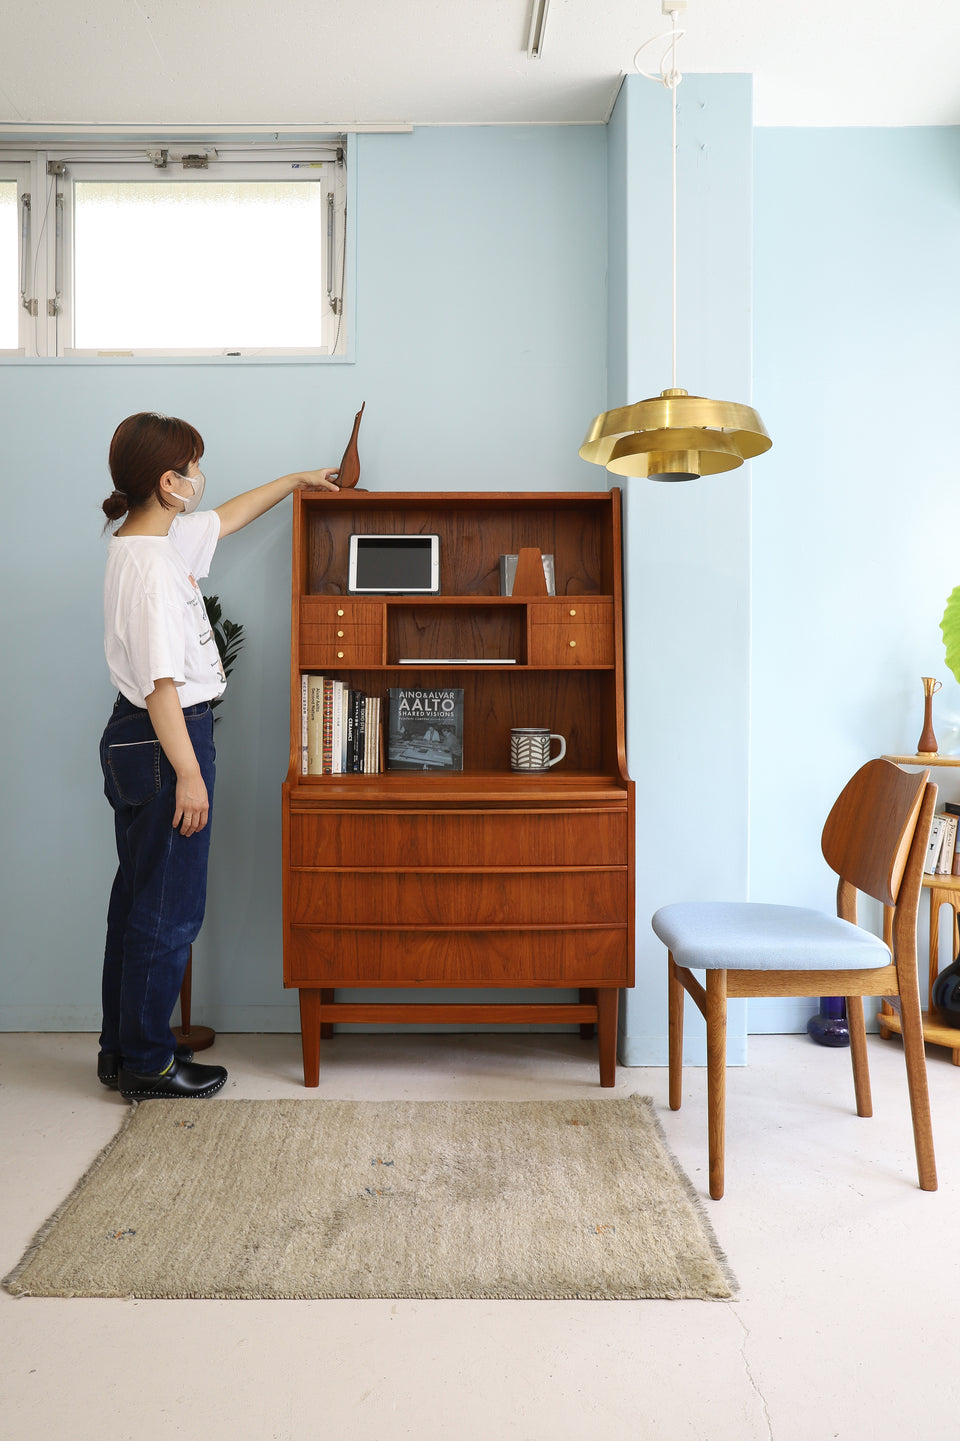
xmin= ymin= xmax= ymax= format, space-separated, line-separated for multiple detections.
xmin=528 ymin=600 xmax=612 ymax=627
xmin=527 ymin=599 xmax=614 ymax=666
xmin=299 ymin=597 xmax=384 ymax=667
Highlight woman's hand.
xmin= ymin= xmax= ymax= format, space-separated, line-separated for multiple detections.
xmin=145 ymin=679 xmax=210 ymax=836
xmin=174 ymin=768 xmax=210 ymax=837
xmin=296 ymin=468 xmax=341 ymax=491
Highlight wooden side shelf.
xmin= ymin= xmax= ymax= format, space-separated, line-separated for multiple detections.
xmin=281 ymin=490 xmax=635 ymax=1087
xmin=882 ymin=753 xmax=960 ymax=767
xmin=880 ymin=873 xmax=960 ymax=1063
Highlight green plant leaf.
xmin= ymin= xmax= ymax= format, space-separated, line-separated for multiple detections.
xmin=941 ymin=586 xmax=960 ymax=684
xmin=202 ymin=593 xmax=244 ymax=713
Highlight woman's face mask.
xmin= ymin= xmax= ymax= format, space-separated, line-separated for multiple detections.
xmin=174 ymin=468 xmax=206 ymax=514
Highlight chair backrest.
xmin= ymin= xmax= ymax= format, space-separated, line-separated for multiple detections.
xmin=821 ymin=759 xmax=933 ymax=907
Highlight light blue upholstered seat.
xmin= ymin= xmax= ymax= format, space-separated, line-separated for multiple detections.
xmin=651 ymin=901 xmax=892 ymax=972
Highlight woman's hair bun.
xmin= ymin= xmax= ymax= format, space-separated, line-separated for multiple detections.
xmin=101 ymin=490 xmax=128 ymax=523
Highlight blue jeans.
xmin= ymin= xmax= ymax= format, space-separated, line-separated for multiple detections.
xmin=99 ymin=695 xmax=216 ymax=1073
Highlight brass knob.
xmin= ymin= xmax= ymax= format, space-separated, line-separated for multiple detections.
xmin=337 ymin=630 xmax=344 ymax=637
xmin=337 ymin=651 xmax=344 ymax=659
xmin=569 ymin=640 xmax=576 ymax=648
xmin=569 ymin=608 xmax=576 ymax=616
xmin=337 ymin=608 xmax=344 ymax=617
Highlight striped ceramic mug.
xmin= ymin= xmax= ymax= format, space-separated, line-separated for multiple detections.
xmin=510 ymin=727 xmax=566 ymax=771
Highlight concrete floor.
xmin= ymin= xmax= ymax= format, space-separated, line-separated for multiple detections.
xmin=1 ymin=1028 xmax=957 ymax=1440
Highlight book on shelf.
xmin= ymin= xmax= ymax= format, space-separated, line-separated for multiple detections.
xmin=302 ymin=676 xmax=382 ymax=775
xmin=364 ymin=695 xmax=381 ymax=774
xmin=387 ymin=687 xmax=464 ymax=771
xmin=305 ymin=674 xmax=324 ymax=775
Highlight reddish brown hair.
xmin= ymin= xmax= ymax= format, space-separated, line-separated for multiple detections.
xmin=102 ymin=412 xmax=205 ymax=524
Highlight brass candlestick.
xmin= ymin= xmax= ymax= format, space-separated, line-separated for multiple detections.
xmin=918 ymin=676 xmax=942 ymax=755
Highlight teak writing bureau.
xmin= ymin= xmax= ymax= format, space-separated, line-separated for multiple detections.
xmin=281 ymin=490 xmax=634 ymax=1085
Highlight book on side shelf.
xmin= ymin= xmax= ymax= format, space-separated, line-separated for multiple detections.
xmin=936 ymin=812 xmax=959 ymax=876
xmin=924 ymin=812 xmax=960 ymax=875
xmin=387 ymin=687 xmax=464 ymax=771
xmin=939 ymin=806 xmax=957 ymax=870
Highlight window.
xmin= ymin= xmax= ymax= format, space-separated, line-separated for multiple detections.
xmin=1 ymin=142 xmax=348 ymax=358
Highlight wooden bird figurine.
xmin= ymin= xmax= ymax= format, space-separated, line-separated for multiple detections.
xmin=336 ymin=402 xmax=365 ymax=489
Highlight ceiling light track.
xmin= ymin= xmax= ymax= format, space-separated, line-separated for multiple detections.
xmin=527 ymin=0 xmax=550 ymax=59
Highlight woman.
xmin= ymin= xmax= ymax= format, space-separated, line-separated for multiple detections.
xmin=98 ymin=411 xmax=339 ymax=1100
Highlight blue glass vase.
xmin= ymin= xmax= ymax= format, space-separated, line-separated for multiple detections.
xmin=931 ymin=957 xmax=960 ymax=1029
xmin=806 ymin=996 xmax=850 ymax=1047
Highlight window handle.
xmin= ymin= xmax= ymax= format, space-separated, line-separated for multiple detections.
xmin=50 ymin=189 xmax=63 ymax=318
xmin=19 ymin=193 xmax=37 ymax=316
xmin=326 ymin=192 xmax=341 ymax=315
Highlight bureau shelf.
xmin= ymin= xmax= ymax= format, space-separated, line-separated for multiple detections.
xmin=287 ymin=772 xmax=629 ymax=806
xmin=281 ymin=489 xmax=634 ymax=1086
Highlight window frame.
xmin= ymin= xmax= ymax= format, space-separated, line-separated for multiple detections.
xmin=0 ymin=140 xmax=350 ymax=360
xmin=0 ymin=159 xmax=33 ymax=355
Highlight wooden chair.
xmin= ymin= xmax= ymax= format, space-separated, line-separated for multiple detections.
xmin=651 ymin=759 xmax=937 ymax=1199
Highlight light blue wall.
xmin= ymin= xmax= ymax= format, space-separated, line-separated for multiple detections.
xmin=6 ymin=111 xmax=960 ymax=1053
xmin=750 ymin=125 xmax=960 ymax=1029
xmin=0 ymin=125 xmax=609 ymax=1032
xmin=612 ymin=75 xmax=753 ymax=1065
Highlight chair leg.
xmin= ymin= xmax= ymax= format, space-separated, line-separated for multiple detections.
xmin=705 ymin=970 xmax=727 ymax=1200
xmin=668 ymin=954 xmax=684 ymax=1111
xmin=898 ymin=983 xmax=938 ymax=1191
xmin=846 ymin=995 xmax=873 ymax=1118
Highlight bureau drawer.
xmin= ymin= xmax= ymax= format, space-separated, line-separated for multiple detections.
xmin=301 ymin=597 xmax=382 ymax=625
xmin=528 ymin=601 xmax=613 ymax=627
xmin=528 ymin=599 xmax=614 ymax=666
xmin=285 ymin=926 xmax=629 ymax=987
xmin=300 ymin=628 xmax=383 ymax=667
xmin=527 ymin=626 xmax=613 ymax=666
xmin=289 ymin=867 xmax=627 ymax=926
xmin=299 ymin=598 xmax=384 ymax=666
xmin=289 ymin=808 xmax=628 ymax=867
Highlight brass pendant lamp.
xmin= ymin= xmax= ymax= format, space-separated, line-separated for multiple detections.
xmin=579 ymin=1 xmax=771 ymax=482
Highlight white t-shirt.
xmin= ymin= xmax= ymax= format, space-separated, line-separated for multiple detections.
xmin=104 ymin=510 xmax=227 ymax=708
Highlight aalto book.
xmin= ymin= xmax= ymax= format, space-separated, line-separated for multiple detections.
xmin=387 ymin=688 xmax=464 ymax=771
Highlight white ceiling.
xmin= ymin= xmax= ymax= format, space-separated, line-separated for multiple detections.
xmin=2 ymin=0 xmax=960 ymax=132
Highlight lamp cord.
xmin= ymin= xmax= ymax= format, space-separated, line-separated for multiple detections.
xmin=670 ymin=11 xmax=678 ymax=391
xmin=635 ymin=9 xmax=684 ymax=392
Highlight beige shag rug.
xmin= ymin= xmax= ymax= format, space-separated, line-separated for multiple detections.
xmin=4 ymin=1096 xmax=734 ymax=1300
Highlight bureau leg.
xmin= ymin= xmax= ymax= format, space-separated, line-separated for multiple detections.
xmin=321 ymin=989 xmax=335 ymax=1040
xmin=299 ymin=988 xmax=321 ymax=1087
xmin=597 ymin=988 xmax=619 ymax=1087
xmin=579 ymin=988 xmax=597 ymax=1039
